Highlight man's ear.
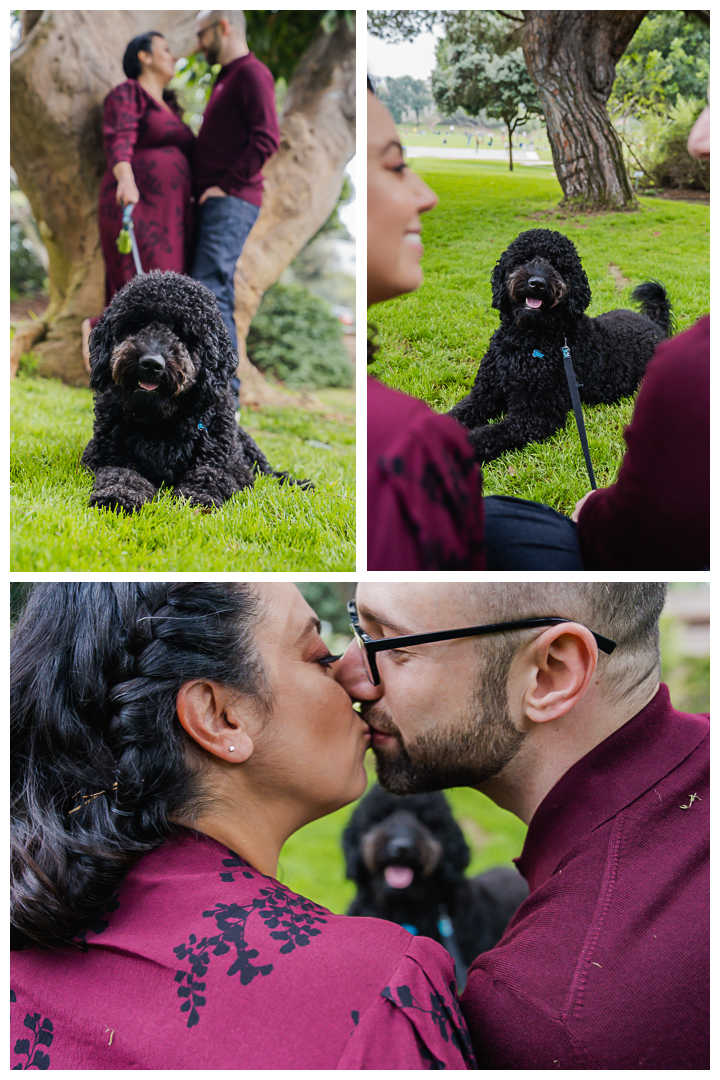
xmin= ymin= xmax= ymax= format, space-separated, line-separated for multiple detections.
xmin=520 ymin=624 xmax=598 ymax=725
xmin=176 ymin=680 xmax=254 ymax=763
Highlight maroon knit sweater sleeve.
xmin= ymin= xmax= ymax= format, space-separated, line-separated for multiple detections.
xmin=577 ymin=315 xmax=709 ymax=570
xmin=102 ymin=80 xmax=145 ymax=169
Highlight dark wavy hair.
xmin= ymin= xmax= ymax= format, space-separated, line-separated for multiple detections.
xmin=123 ymin=31 xmax=163 ymax=79
xmin=11 ymin=582 xmax=268 ymax=950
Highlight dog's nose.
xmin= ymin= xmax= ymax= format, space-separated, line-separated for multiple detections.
xmin=386 ymin=837 xmax=415 ymax=860
xmin=527 ymin=276 xmax=545 ymax=291
xmin=138 ymin=353 xmax=166 ymax=377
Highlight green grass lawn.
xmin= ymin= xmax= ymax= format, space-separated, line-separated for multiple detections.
xmin=11 ymin=376 xmax=355 ymax=571
xmin=370 ymin=159 xmax=709 ymax=513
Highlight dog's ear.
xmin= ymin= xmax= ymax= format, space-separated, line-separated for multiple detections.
xmin=87 ymin=309 xmax=116 ymax=391
xmin=184 ymin=291 xmax=240 ymax=408
xmin=341 ymin=809 xmax=365 ymax=882
xmin=491 ymin=251 xmax=511 ymax=314
xmin=437 ymin=810 xmax=471 ymax=882
xmin=565 ymin=259 xmax=592 ymax=319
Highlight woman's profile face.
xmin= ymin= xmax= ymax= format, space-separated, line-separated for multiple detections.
xmin=139 ymin=35 xmax=176 ymax=83
xmin=249 ymin=584 xmax=370 ymax=824
xmin=367 ymin=90 xmax=438 ymax=306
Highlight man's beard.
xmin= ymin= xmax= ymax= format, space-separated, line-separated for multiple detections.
xmin=204 ymin=33 xmax=221 ymax=66
xmin=362 ymin=654 xmax=526 ymax=795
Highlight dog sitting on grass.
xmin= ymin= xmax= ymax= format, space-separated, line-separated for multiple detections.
xmin=448 ymin=228 xmax=672 ymax=464
xmin=82 ymin=271 xmax=309 ymax=513
xmin=342 ymin=786 xmax=528 ymax=989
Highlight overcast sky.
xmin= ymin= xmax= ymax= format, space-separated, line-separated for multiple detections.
xmin=367 ymin=26 xmax=443 ymax=82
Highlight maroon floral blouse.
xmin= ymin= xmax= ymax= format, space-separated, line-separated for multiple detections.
xmin=11 ymin=831 xmax=476 ymax=1069
xmin=98 ymin=80 xmax=194 ymax=306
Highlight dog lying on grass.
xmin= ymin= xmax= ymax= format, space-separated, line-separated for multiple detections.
xmin=82 ymin=271 xmax=309 ymax=513
xmin=449 ymin=228 xmax=672 ymax=463
xmin=342 ymin=786 xmax=528 ymax=989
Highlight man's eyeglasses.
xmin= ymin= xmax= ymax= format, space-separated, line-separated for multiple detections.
xmin=347 ymin=599 xmax=616 ymax=688
xmin=197 ymin=20 xmax=222 ymax=41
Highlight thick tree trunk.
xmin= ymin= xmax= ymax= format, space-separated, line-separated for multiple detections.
xmin=10 ymin=11 xmax=355 ymax=405
xmin=233 ymin=20 xmax=355 ymax=407
xmin=521 ymin=10 xmax=646 ymax=210
xmin=10 ymin=11 xmax=198 ymax=383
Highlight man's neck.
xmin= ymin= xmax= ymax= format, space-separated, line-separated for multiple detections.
xmin=478 ymin=679 xmax=660 ymax=825
xmin=220 ymin=41 xmax=249 ymax=66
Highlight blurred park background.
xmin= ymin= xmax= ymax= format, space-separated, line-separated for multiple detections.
xmin=9 ymin=581 xmax=709 ymax=912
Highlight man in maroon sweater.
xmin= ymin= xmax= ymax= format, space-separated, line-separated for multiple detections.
xmin=338 ymin=583 xmax=709 ymax=1069
xmin=572 ymin=100 xmax=709 ymax=569
xmin=192 ymin=10 xmax=280 ymax=362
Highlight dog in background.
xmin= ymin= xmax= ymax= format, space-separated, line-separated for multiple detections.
xmin=448 ymin=228 xmax=672 ymax=463
xmin=342 ymin=786 xmax=528 ymax=989
xmin=82 ymin=270 xmax=308 ymax=513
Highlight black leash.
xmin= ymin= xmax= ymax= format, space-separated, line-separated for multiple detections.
xmin=532 ymin=343 xmax=597 ymax=489
xmin=560 ymin=339 xmax=597 ymax=490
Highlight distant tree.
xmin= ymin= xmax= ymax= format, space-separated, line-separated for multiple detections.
xmin=370 ymin=9 xmax=647 ymax=210
xmin=378 ymin=75 xmax=432 ymax=123
xmin=432 ymin=35 xmax=542 ymax=171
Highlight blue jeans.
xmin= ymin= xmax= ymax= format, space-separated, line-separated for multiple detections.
xmin=191 ymin=195 xmax=260 ymax=349
xmin=483 ymin=495 xmax=585 ymax=570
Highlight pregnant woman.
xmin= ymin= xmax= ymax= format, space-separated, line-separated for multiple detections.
xmin=82 ymin=32 xmax=194 ymax=371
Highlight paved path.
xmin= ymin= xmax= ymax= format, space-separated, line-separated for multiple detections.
xmin=404 ymin=146 xmax=551 ymax=167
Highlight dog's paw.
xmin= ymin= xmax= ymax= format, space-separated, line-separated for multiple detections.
xmin=175 ymin=489 xmax=223 ymax=511
xmin=89 ymin=491 xmax=145 ymax=515
xmin=270 ymin=469 xmax=314 ymax=490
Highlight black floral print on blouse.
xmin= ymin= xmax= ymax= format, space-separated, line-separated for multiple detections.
xmin=173 ymin=850 xmax=329 ymax=1028
xmin=11 ymin=991 xmax=54 ymax=1071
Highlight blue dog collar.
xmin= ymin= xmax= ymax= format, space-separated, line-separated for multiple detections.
xmin=532 ymin=349 xmax=545 ymax=358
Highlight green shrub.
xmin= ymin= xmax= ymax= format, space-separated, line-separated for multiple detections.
xmin=643 ymin=96 xmax=709 ymax=191
xmin=247 ymin=283 xmax=354 ymax=390
xmin=10 ymin=222 xmax=47 ymax=297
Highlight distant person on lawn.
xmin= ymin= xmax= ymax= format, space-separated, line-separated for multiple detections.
xmin=572 ymin=100 xmax=710 ymax=570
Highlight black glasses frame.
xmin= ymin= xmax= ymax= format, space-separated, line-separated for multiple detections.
xmin=196 ymin=19 xmax=223 ymax=40
xmin=347 ymin=599 xmax=616 ymax=687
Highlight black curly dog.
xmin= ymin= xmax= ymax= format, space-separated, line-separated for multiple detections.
xmin=342 ymin=786 xmax=528 ymax=989
xmin=82 ymin=271 xmax=308 ymax=512
xmin=448 ymin=228 xmax=672 ymax=464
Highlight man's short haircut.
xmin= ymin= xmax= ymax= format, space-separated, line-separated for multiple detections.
xmin=202 ymin=10 xmax=247 ymax=36
xmin=471 ymin=583 xmax=668 ymax=705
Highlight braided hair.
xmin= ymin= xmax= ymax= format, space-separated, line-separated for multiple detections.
xmin=11 ymin=582 xmax=267 ymax=950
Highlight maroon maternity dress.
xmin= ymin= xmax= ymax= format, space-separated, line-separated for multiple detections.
xmin=98 ymin=80 xmax=194 ymax=305
xmin=11 ymin=830 xmax=475 ymax=1069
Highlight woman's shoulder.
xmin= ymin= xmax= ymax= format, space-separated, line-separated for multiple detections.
xmin=104 ymin=79 xmax=145 ymax=110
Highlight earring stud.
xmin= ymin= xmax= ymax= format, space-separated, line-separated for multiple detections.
xmin=228 ymin=745 xmax=235 ymax=752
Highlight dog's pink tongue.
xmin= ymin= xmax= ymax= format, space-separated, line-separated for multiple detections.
xmin=385 ymin=866 xmax=414 ymax=889
xmin=139 ymin=381 xmax=159 ymax=391
xmin=525 ymin=297 xmax=543 ymax=309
